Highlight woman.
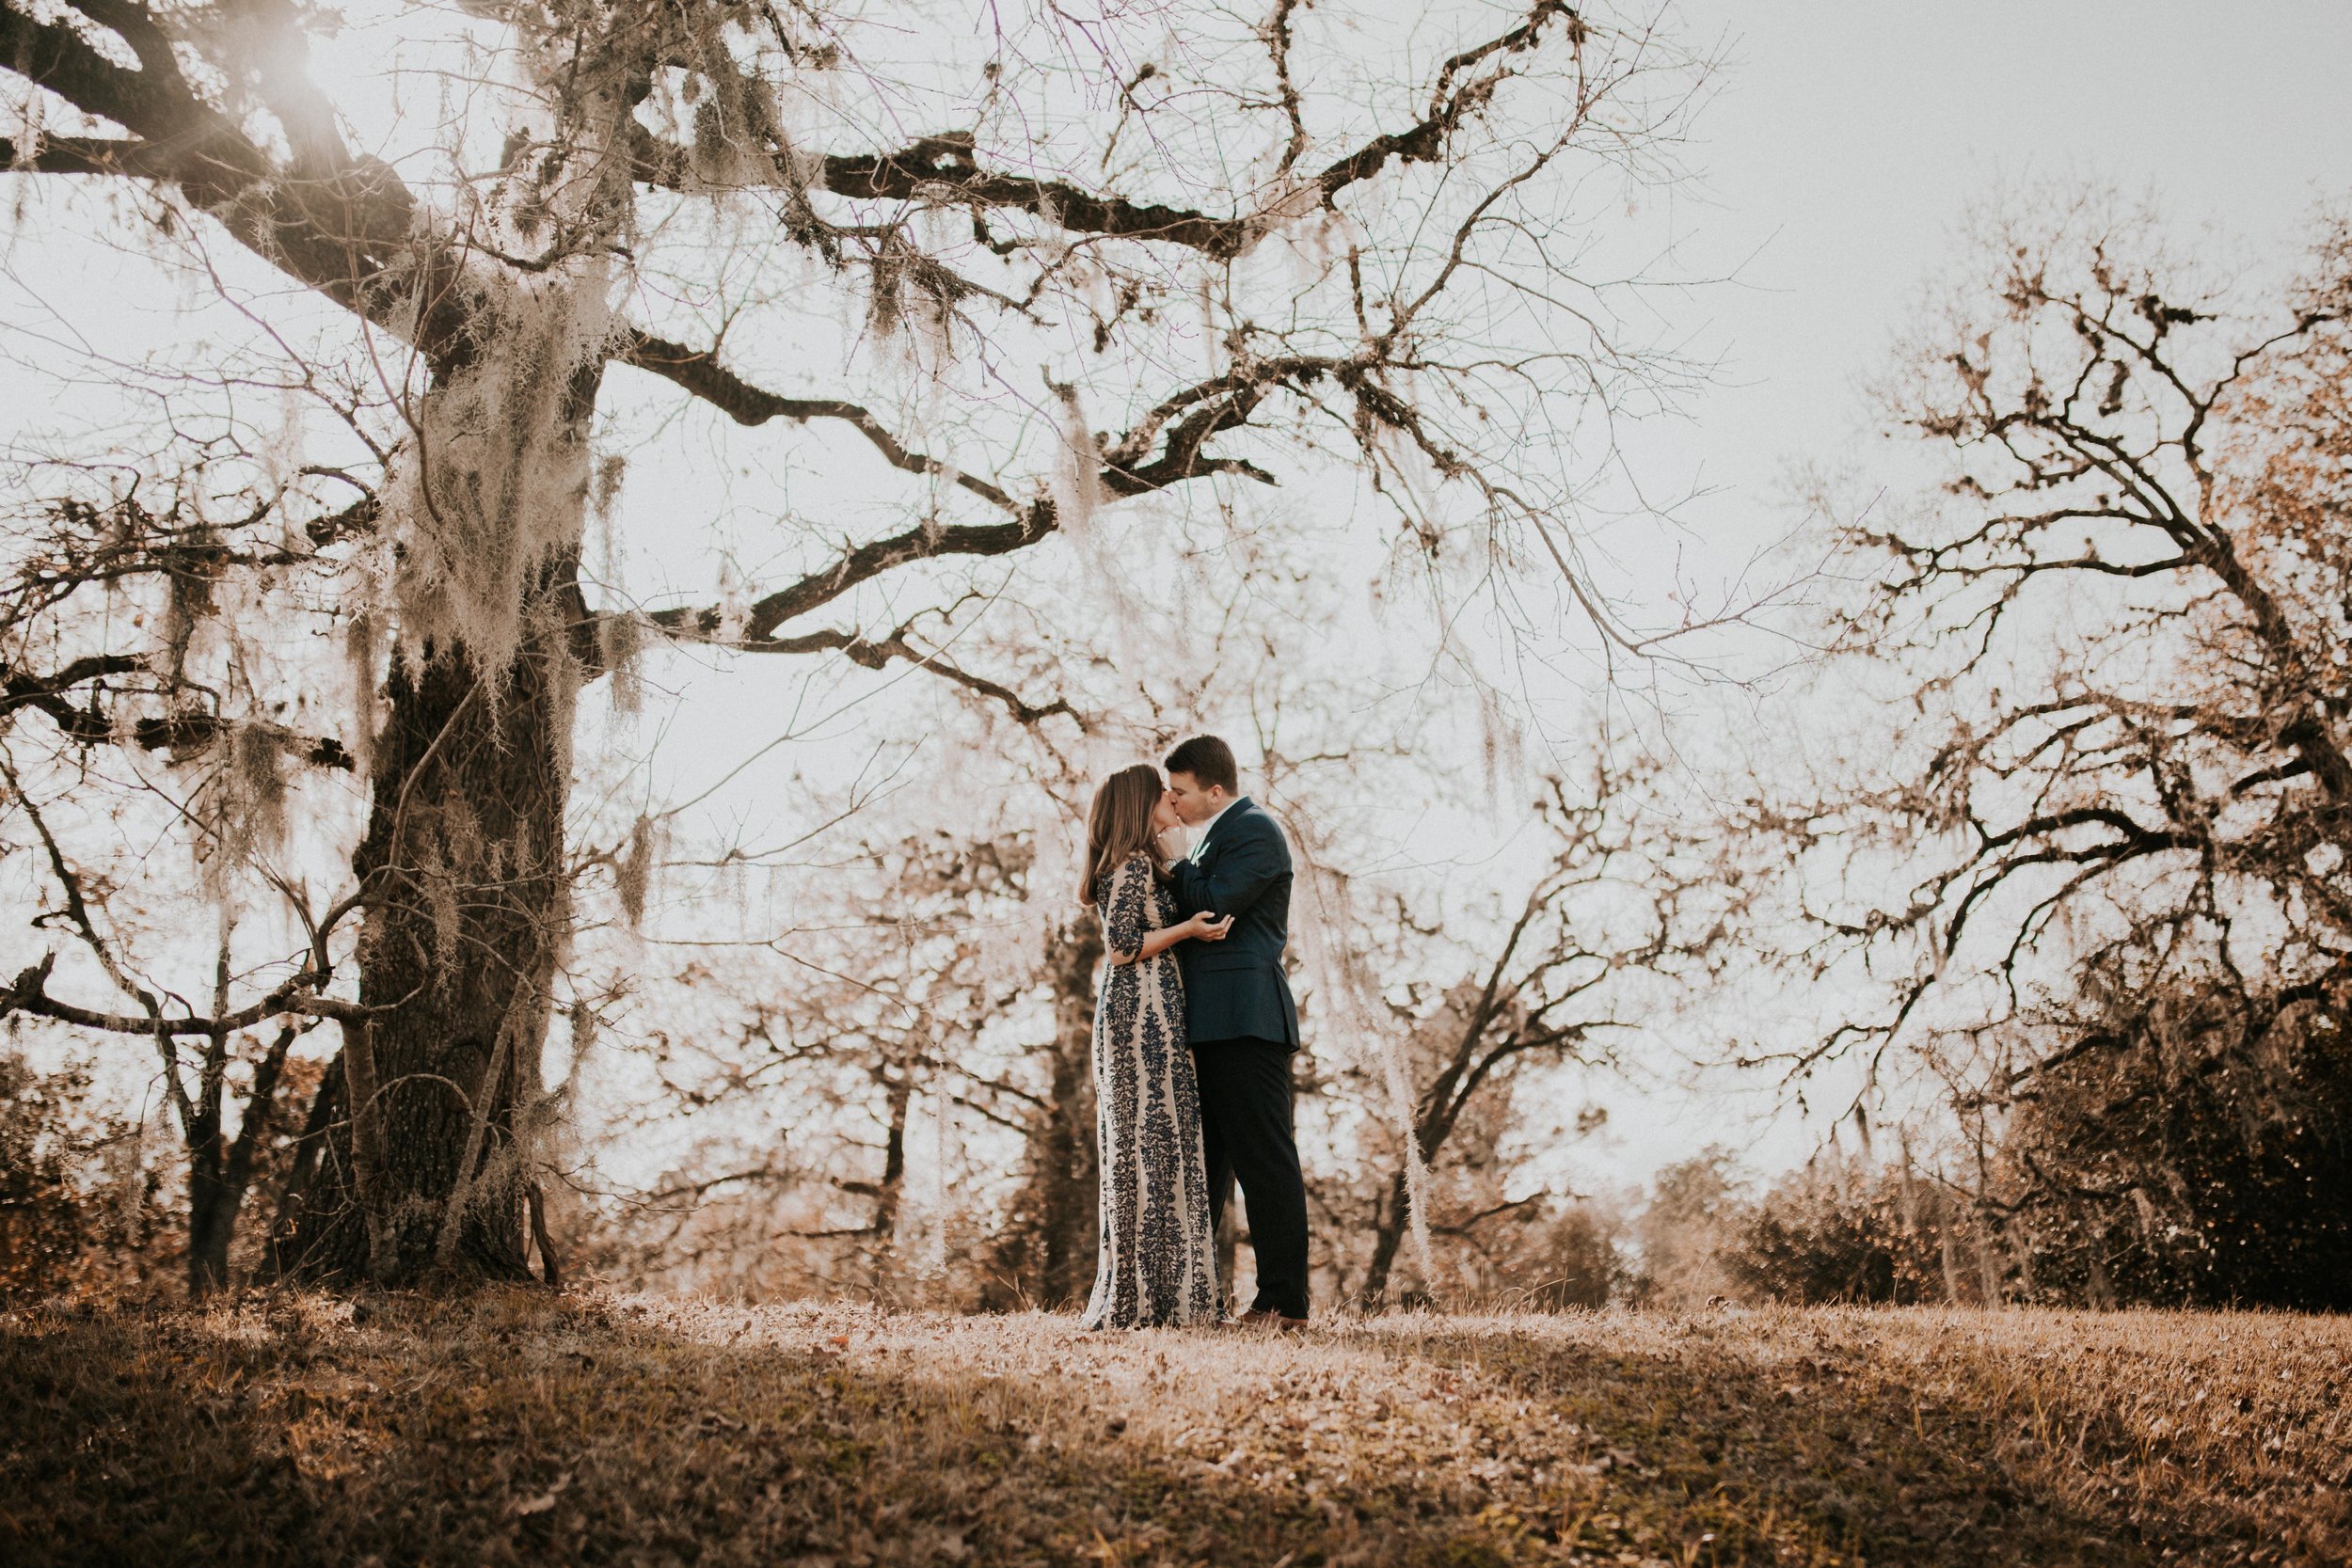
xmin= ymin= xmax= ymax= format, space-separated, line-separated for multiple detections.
xmin=1077 ymin=763 xmax=1228 ymax=1329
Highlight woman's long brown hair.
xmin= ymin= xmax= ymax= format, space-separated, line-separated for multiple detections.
xmin=1080 ymin=764 xmax=1166 ymax=904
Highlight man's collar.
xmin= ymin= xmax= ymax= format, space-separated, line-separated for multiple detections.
xmin=1187 ymin=796 xmax=1248 ymax=863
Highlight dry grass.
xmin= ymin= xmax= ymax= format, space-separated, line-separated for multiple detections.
xmin=3 ymin=1291 xmax=2346 ymax=1566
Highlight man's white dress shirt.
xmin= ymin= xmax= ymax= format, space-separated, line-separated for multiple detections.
xmin=1186 ymin=799 xmax=1240 ymax=864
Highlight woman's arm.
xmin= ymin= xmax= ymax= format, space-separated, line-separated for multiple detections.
xmin=1101 ymin=855 xmax=1154 ymax=963
xmin=1104 ymin=857 xmax=1231 ymax=965
xmin=1115 ymin=909 xmax=1228 ymax=965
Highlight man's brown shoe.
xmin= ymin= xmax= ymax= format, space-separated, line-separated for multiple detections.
xmin=1238 ymin=1308 xmax=1309 ymax=1332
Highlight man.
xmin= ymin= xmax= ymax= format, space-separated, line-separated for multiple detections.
xmin=1158 ymin=735 xmax=1311 ymax=1329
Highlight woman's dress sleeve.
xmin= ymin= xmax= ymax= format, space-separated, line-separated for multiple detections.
xmin=1101 ymin=853 xmax=1153 ymax=964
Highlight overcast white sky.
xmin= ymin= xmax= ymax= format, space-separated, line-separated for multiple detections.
xmin=1517 ymin=0 xmax=2352 ymax=1186
xmin=1610 ymin=0 xmax=2352 ymax=553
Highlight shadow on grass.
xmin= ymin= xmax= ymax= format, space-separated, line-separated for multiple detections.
xmin=5 ymin=1296 xmax=1491 ymax=1568
xmin=1375 ymin=1318 xmax=2277 ymax=1568
xmin=0 ymin=1296 xmax=2280 ymax=1568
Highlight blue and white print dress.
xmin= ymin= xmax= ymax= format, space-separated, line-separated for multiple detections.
xmin=1080 ymin=851 xmax=1220 ymax=1328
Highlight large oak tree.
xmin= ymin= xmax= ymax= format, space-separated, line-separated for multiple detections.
xmin=0 ymin=0 xmax=1701 ymax=1288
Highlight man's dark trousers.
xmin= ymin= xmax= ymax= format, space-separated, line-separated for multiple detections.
xmin=1192 ymin=1035 xmax=1310 ymax=1320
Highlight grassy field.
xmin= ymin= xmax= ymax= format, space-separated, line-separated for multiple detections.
xmin=3 ymin=1291 xmax=2346 ymax=1567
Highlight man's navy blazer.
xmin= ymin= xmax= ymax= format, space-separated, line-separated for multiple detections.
xmin=1166 ymin=798 xmax=1301 ymax=1050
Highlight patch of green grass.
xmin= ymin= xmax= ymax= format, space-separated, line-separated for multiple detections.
xmin=1 ymin=1294 xmax=2344 ymax=1566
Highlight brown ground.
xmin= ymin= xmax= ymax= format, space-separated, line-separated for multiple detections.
xmin=2 ymin=1291 xmax=2345 ymax=1566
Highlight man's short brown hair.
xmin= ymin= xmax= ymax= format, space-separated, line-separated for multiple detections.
xmin=1163 ymin=735 xmax=1239 ymax=794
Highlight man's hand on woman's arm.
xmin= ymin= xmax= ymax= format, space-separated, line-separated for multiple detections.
xmin=1109 ymin=910 xmax=1232 ymax=964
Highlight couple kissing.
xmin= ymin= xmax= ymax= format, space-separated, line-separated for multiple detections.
xmin=1076 ymin=735 xmax=1310 ymax=1333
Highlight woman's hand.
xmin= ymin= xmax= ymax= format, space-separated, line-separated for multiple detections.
xmin=1115 ymin=910 xmax=1232 ymax=966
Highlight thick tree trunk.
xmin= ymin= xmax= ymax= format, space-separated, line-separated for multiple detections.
xmin=281 ymin=595 xmax=573 ymax=1288
xmin=1033 ymin=920 xmax=1102 ymax=1306
xmin=1938 ymin=1221 xmax=1966 ymax=1305
xmin=869 ymin=1068 xmax=914 ymax=1251
xmin=183 ymin=1021 xmax=296 ymax=1294
xmin=185 ymin=1158 xmax=237 ymax=1294
xmin=1359 ymin=1167 xmax=1411 ymax=1307
xmin=985 ymin=919 xmax=1101 ymax=1308
xmin=266 ymin=1065 xmax=342 ymax=1276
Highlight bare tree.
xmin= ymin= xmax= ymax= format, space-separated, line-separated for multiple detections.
xmin=1761 ymin=193 xmax=2352 ymax=1217
xmin=0 ymin=0 xmax=1708 ymax=1288
xmin=1333 ymin=758 xmax=1735 ymax=1305
xmin=562 ymin=813 xmax=1080 ymax=1299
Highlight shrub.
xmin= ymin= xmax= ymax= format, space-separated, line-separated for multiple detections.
xmin=1724 ymin=1165 xmax=1960 ymax=1306
xmin=0 ymin=1050 xmax=170 ymax=1300
xmin=1992 ymin=974 xmax=2352 ymax=1310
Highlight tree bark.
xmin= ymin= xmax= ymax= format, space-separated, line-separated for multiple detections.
xmin=266 ymin=1063 xmax=342 ymax=1276
xmin=870 ymin=1068 xmax=914 ymax=1251
xmin=184 ymin=1022 xmax=297 ymax=1293
xmin=1363 ymin=1101 xmax=1456 ymax=1307
xmin=527 ymin=1181 xmax=561 ymax=1287
xmin=185 ymin=1156 xmax=237 ymax=1294
xmin=283 ymin=590 xmax=574 ymax=1288
xmin=1034 ymin=920 xmax=1102 ymax=1306
xmin=1359 ymin=1167 xmax=1411 ymax=1307
xmin=985 ymin=919 xmax=1101 ymax=1308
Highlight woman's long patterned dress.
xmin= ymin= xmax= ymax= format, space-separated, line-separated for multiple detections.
xmin=1079 ymin=851 xmax=1220 ymax=1328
